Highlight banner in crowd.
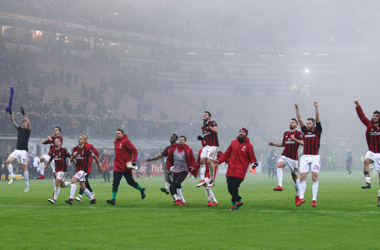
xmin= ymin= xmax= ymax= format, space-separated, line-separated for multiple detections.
xmin=132 ymin=162 xmax=165 ymax=176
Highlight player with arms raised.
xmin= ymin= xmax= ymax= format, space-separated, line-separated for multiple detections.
xmin=38 ymin=126 xmax=63 ymax=179
xmin=197 ymin=111 xmax=219 ymax=187
xmin=294 ymin=102 xmax=322 ymax=207
xmin=5 ymin=107 xmax=31 ymax=192
xmin=269 ymin=118 xmax=304 ymax=204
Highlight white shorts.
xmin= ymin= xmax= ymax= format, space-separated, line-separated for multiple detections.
xmin=365 ymin=151 xmax=380 ymax=171
xmin=278 ymin=156 xmax=298 ymax=173
xmin=74 ymin=170 xmax=87 ymax=182
xmin=300 ymin=155 xmax=321 ymax=173
xmin=56 ymin=171 xmax=67 ymax=181
xmin=201 ymin=146 xmax=219 ymax=160
xmin=10 ymin=149 xmax=28 ymax=165
xmin=42 ymin=154 xmax=56 ymax=172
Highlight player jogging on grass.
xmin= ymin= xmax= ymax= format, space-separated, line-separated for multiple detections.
xmin=294 ymin=102 xmax=322 ymax=207
xmin=74 ymin=135 xmax=99 ymax=202
xmin=166 ymin=136 xmax=196 ymax=206
xmin=197 ymin=111 xmax=219 ymax=187
xmin=146 ymin=134 xmax=178 ymax=202
xmin=66 ymin=136 xmax=101 ymax=205
xmin=354 ymin=99 xmax=380 ymax=206
xmin=5 ymin=107 xmax=31 ymax=192
xmin=268 ymin=118 xmax=304 ymax=204
xmin=38 ymin=127 xmax=63 ymax=179
xmin=46 ymin=138 xmax=71 ymax=204
xmin=107 ymin=128 xmax=146 ymax=205
xmin=214 ymin=128 xmax=258 ymax=211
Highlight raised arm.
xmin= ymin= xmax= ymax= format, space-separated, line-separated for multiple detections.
xmin=9 ymin=113 xmax=18 ymax=130
xmin=24 ymin=115 xmax=31 ymax=131
xmin=295 ymin=102 xmax=305 ymax=127
xmin=314 ymin=101 xmax=320 ymax=123
xmin=147 ymin=153 xmax=164 ymax=162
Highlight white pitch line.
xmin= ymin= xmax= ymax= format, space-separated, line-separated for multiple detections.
xmin=0 ymin=204 xmax=379 ymax=214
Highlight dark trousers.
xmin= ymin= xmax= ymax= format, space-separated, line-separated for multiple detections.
xmin=136 ymin=168 xmax=144 ymax=178
xmin=79 ymin=174 xmax=93 ymax=195
xmin=103 ymin=171 xmax=110 ymax=181
xmin=346 ymin=165 xmax=353 ymax=175
xmin=227 ymin=177 xmax=243 ymax=203
xmin=112 ymin=171 xmax=138 ymax=192
xmin=146 ymin=163 xmax=151 ymax=177
xmin=172 ymin=171 xmax=187 ymax=191
xmin=268 ymin=167 xmax=276 ymax=177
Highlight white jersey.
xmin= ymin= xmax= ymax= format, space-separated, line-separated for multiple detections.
xmin=33 ymin=157 xmax=40 ymax=167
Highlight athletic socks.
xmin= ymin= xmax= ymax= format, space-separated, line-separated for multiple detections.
xmin=7 ymin=164 xmax=15 ymax=178
xmin=364 ymin=171 xmax=370 ymax=183
xmin=276 ymin=167 xmax=283 ymax=187
xmin=378 ymin=190 xmax=380 ymax=197
xmin=294 ymin=179 xmax=300 ymax=196
xmin=209 ymin=188 xmax=217 ymax=203
xmin=232 ymin=202 xmax=237 ymax=207
xmin=135 ymin=184 xmax=143 ymax=191
xmin=64 ymin=182 xmax=70 ymax=187
xmin=54 ymin=187 xmax=60 ymax=200
xmin=84 ymin=188 xmax=94 ymax=200
xmin=70 ymin=184 xmax=77 ymax=199
xmin=299 ymin=181 xmax=306 ymax=199
xmin=205 ymin=187 xmax=211 ymax=201
xmin=312 ymin=181 xmax=319 ymax=201
xmin=24 ymin=171 xmax=29 ymax=184
xmin=39 ymin=163 xmax=44 ymax=175
xmin=208 ymin=163 xmax=215 ymax=181
xmin=200 ymin=164 xmax=205 ymax=179
xmin=112 ymin=191 xmax=117 ymax=200
xmin=172 ymin=194 xmax=177 ymax=201
xmin=165 ymin=182 xmax=170 ymax=192
xmin=176 ymin=188 xmax=184 ymax=201
xmin=78 ymin=194 xmax=83 ymax=199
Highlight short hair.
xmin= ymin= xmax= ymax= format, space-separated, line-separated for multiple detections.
xmin=82 ymin=134 xmax=88 ymax=141
xmin=55 ymin=138 xmax=62 ymax=143
xmin=291 ymin=118 xmax=298 ymax=124
xmin=179 ymin=135 xmax=187 ymax=141
xmin=307 ymin=118 xmax=316 ymax=124
xmin=172 ymin=134 xmax=178 ymax=140
xmin=55 ymin=126 xmax=62 ymax=132
xmin=117 ymin=128 xmax=124 ymax=134
xmin=374 ymin=110 xmax=380 ymax=115
xmin=204 ymin=111 xmax=211 ymax=117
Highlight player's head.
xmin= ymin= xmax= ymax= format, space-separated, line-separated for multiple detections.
xmin=116 ymin=128 xmax=124 ymax=139
xmin=179 ymin=136 xmax=186 ymax=146
xmin=373 ymin=111 xmax=380 ymax=123
xmin=239 ymin=128 xmax=248 ymax=139
xmin=78 ymin=136 xmax=85 ymax=145
xmin=82 ymin=134 xmax=88 ymax=142
xmin=306 ymin=118 xmax=315 ymax=131
xmin=290 ymin=118 xmax=298 ymax=130
xmin=54 ymin=138 xmax=62 ymax=147
xmin=54 ymin=127 xmax=61 ymax=136
xmin=170 ymin=134 xmax=178 ymax=143
xmin=203 ymin=111 xmax=211 ymax=122
xmin=21 ymin=120 xmax=27 ymax=129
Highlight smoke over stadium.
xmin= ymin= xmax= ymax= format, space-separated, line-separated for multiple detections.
xmin=0 ymin=0 xmax=379 ymax=248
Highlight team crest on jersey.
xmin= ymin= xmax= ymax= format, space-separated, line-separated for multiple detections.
xmin=241 ymin=146 xmax=246 ymax=152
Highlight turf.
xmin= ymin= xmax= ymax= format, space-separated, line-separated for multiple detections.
xmin=1 ymin=171 xmax=380 ymax=250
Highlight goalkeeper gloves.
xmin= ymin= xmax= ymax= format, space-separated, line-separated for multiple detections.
xmin=20 ymin=107 xmax=25 ymax=115
xmin=197 ymin=135 xmax=204 ymax=141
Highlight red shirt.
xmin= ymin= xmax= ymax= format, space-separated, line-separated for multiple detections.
xmin=201 ymin=120 xmax=219 ymax=147
xmin=114 ymin=135 xmax=138 ymax=173
xmin=161 ymin=144 xmax=176 ymax=157
xmin=48 ymin=147 xmax=70 ymax=172
xmin=301 ymin=122 xmax=322 ymax=155
xmin=44 ymin=135 xmax=63 ymax=155
xmin=282 ymin=131 xmax=303 ymax=160
xmin=84 ymin=142 xmax=99 ymax=174
xmin=72 ymin=146 xmax=93 ymax=173
xmin=356 ymin=105 xmax=380 ymax=153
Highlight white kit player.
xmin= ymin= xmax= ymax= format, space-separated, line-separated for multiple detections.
xmin=268 ymin=118 xmax=304 ymax=204
xmin=197 ymin=111 xmax=219 ymax=187
xmin=5 ymin=107 xmax=31 ymax=192
xmin=38 ymin=127 xmax=63 ymax=179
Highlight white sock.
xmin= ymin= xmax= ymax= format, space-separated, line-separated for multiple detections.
xmin=176 ymin=188 xmax=183 ymax=201
xmin=70 ymin=184 xmax=77 ymax=199
xmin=165 ymin=182 xmax=170 ymax=191
xmin=276 ymin=168 xmax=283 ymax=187
xmin=7 ymin=164 xmax=15 ymax=178
xmin=209 ymin=188 xmax=217 ymax=203
xmin=64 ymin=182 xmax=70 ymax=187
xmin=294 ymin=179 xmax=300 ymax=196
xmin=205 ymin=187 xmax=211 ymax=201
xmin=54 ymin=187 xmax=60 ymax=200
xmin=78 ymin=194 xmax=83 ymax=199
xmin=365 ymin=175 xmax=370 ymax=183
xmin=172 ymin=194 xmax=177 ymax=200
xmin=378 ymin=190 xmax=380 ymax=197
xmin=24 ymin=171 xmax=29 ymax=184
xmin=53 ymin=177 xmax=56 ymax=188
xmin=312 ymin=181 xmax=319 ymax=201
xmin=200 ymin=164 xmax=205 ymax=179
xmin=84 ymin=188 xmax=94 ymax=200
xmin=299 ymin=181 xmax=306 ymax=199
xmin=208 ymin=163 xmax=215 ymax=181
xmin=39 ymin=163 xmax=44 ymax=175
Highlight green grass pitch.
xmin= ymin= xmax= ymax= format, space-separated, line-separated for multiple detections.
xmin=1 ymin=171 xmax=380 ymax=250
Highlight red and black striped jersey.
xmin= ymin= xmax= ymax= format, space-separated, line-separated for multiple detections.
xmin=161 ymin=144 xmax=176 ymax=157
xmin=48 ymin=147 xmax=70 ymax=172
xmin=44 ymin=136 xmax=63 ymax=155
xmin=282 ymin=130 xmax=304 ymax=160
xmin=368 ymin=126 xmax=380 ymax=153
xmin=72 ymin=146 xmax=93 ymax=173
xmin=201 ymin=120 xmax=219 ymax=147
xmin=301 ymin=122 xmax=322 ymax=155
